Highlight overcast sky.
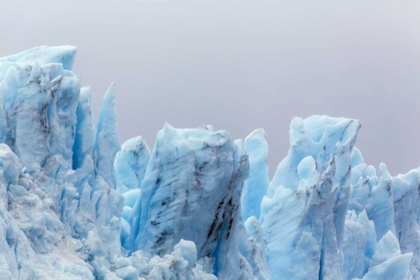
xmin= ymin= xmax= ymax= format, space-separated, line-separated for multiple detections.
xmin=1 ymin=1 xmax=420 ymax=176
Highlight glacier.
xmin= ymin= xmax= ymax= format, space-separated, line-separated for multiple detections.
xmin=0 ymin=45 xmax=418 ymax=279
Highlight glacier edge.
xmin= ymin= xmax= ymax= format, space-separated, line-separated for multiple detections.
xmin=0 ymin=46 xmax=418 ymax=280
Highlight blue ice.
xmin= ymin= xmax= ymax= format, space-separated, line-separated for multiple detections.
xmin=0 ymin=46 xmax=419 ymax=279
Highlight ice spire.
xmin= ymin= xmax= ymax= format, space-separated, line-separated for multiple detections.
xmin=114 ymin=136 xmax=150 ymax=194
xmin=72 ymin=86 xmax=95 ymax=170
xmin=242 ymin=128 xmax=269 ymax=221
xmin=261 ymin=116 xmax=361 ymax=280
xmin=94 ymin=83 xmax=120 ymax=189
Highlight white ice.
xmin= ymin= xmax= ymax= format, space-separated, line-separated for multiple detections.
xmin=0 ymin=46 xmax=419 ymax=279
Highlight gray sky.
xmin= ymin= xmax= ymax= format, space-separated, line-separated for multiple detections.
xmin=1 ymin=1 xmax=420 ymax=177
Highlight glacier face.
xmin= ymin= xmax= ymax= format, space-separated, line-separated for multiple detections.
xmin=0 ymin=46 xmax=418 ymax=280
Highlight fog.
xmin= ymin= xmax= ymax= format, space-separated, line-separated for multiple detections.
xmin=2 ymin=1 xmax=420 ymax=176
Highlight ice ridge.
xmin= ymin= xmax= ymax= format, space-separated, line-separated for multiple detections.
xmin=0 ymin=46 xmax=418 ymax=279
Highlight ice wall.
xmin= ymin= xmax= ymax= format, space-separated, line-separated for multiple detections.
xmin=0 ymin=46 xmax=419 ymax=280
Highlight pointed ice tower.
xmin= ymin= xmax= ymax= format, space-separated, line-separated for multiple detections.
xmin=128 ymin=124 xmax=258 ymax=278
xmin=241 ymin=128 xmax=269 ymax=221
xmin=261 ymin=116 xmax=361 ymax=280
xmin=94 ymin=83 xmax=120 ymax=189
xmin=114 ymin=136 xmax=150 ymax=194
xmin=72 ymin=86 xmax=96 ymax=170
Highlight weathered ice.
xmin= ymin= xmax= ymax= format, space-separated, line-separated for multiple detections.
xmin=0 ymin=46 xmax=417 ymax=279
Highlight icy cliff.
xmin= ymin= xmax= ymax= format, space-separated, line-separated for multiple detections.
xmin=0 ymin=46 xmax=418 ymax=279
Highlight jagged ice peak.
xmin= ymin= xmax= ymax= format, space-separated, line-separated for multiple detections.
xmin=0 ymin=46 xmax=418 ymax=279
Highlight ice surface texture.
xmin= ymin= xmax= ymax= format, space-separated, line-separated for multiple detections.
xmin=0 ymin=46 xmax=418 ymax=279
